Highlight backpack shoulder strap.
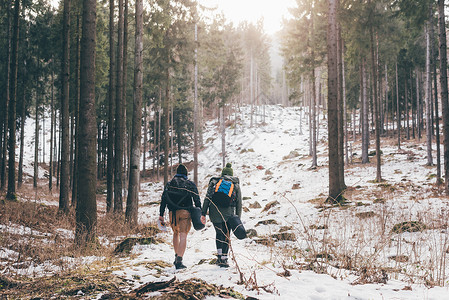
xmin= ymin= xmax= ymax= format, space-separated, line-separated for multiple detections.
xmin=214 ymin=178 xmax=223 ymax=192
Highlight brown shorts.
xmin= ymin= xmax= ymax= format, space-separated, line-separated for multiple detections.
xmin=169 ymin=209 xmax=191 ymax=234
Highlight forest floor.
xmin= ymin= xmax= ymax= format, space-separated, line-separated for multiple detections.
xmin=1 ymin=105 xmax=449 ymax=299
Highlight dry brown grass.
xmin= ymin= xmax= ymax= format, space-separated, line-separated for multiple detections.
xmin=0 ymin=178 xmax=156 ymax=280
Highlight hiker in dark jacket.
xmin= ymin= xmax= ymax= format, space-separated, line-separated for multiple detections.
xmin=201 ymin=163 xmax=242 ymax=268
xmin=159 ymin=164 xmax=201 ymax=269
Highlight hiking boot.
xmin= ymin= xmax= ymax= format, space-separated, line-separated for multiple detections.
xmin=217 ymin=256 xmax=229 ymax=268
xmin=174 ymin=256 xmax=186 ymax=270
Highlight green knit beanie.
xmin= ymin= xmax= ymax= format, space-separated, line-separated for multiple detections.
xmin=221 ymin=163 xmax=233 ymax=176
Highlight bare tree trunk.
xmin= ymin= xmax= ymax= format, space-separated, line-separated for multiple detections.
xmin=361 ymin=60 xmax=369 ymax=164
xmin=437 ymin=0 xmax=449 ymax=194
xmin=76 ymin=0 xmax=97 ymax=246
xmin=425 ymin=23 xmax=433 ymax=166
xmin=404 ymin=75 xmax=410 ymax=140
xmin=396 ymin=62 xmax=401 ymax=150
xmin=337 ymin=25 xmax=345 ymax=189
xmin=250 ymin=51 xmax=254 ymax=128
xmin=72 ymin=13 xmax=81 ymax=207
xmin=157 ymin=102 xmax=161 ymax=181
xmin=385 ymin=65 xmax=389 ymax=136
xmin=125 ymin=0 xmax=143 ymax=226
xmin=34 ymin=70 xmax=39 ymax=189
xmin=311 ymin=71 xmax=317 ymax=168
xmin=114 ymin=0 xmax=125 ymax=213
xmin=50 ymin=67 xmax=55 ymax=192
xmin=123 ymin=0 xmax=129 ymax=193
xmin=370 ymin=16 xmax=381 ymax=182
xmin=60 ymin=0 xmax=71 ymax=213
xmin=164 ymin=72 xmax=170 ymax=185
xmin=416 ymin=70 xmax=422 ymax=141
xmin=107 ymin=0 xmax=116 ymax=213
xmin=193 ymin=19 xmax=199 ymax=186
xmin=327 ymin=0 xmax=342 ymax=202
xmin=1 ymin=0 xmax=12 ymax=191
xmin=18 ymin=38 xmax=27 ymax=189
xmin=143 ymin=104 xmax=147 ymax=173
xmin=6 ymin=0 xmax=19 ymax=200
xmin=430 ymin=8 xmax=441 ymax=182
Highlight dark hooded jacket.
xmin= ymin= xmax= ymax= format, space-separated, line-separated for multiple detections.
xmin=160 ymin=174 xmax=201 ymax=216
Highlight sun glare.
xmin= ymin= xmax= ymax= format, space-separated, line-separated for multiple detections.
xmin=200 ymin=0 xmax=296 ymax=35
xmin=50 ymin=0 xmax=296 ymax=35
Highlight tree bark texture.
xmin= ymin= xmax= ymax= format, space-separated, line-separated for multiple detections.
xmin=126 ymin=0 xmax=143 ymax=226
xmin=76 ymin=0 xmax=97 ymax=246
xmin=60 ymin=0 xmax=71 ymax=213
xmin=425 ymin=23 xmax=433 ymax=166
xmin=107 ymin=0 xmax=116 ymax=213
xmin=1 ymin=0 xmax=12 ymax=191
xmin=437 ymin=0 xmax=449 ymax=194
xmin=327 ymin=0 xmax=341 ymax=202
xmin=7 ymin=0 xmax=20 ymax=200
xmin=114 ymin=0 xmax=125 ymax=213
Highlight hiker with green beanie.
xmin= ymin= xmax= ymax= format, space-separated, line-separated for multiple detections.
xmin=201 ymin=163 xmax=242 ymax=268
xmin=160 ymin=164 xmax=202 ymax=269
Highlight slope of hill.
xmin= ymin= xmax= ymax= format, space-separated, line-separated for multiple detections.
xmin=2 ymin=105 xmax=449 ymax=299
xmin=134 ymin=105 xmax=449 ymax=299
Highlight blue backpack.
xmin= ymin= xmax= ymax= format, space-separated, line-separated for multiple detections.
xmin=212 ymin=177 xmax=236 ymax=207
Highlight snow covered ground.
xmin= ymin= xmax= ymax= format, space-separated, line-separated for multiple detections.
xmin=128 ymin=105 xmax=449 ymax=299
xmin=7 ymin=104 xmax=449 ymax=299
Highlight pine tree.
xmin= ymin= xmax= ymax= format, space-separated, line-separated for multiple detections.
xmin=76 ymin=0 xmax=98 ymax=246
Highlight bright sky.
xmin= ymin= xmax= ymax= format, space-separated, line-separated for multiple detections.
xmin=50 ymin=0 xmax=296 ymax=35
xmin=200 ymin=0 xmax=296 ymax=35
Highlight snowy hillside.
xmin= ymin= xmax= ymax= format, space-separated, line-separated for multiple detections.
xmin=135 ymin=105 xmax=449 ymax=299
xmin=3 ymin=105 xmax=449 ymax=299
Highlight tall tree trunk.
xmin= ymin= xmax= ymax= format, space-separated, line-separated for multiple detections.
xmin=34 ymin=85 xmax=39 ymax=189
xmin=50 ymin=67 xmax=55 ymax=192
xmin=107 ymin=0 xmax=116 ymax=212
xmin=76 ymin=0 xmax=97 ymax=246
xmin=143 ymin=104 xmax=147 ymax=172
xmin=126 ymin=0 xmax=143 ymax=226
xmin=193 ymin=20 xmax=198 ymax=186
xmin=370 ymin=16 xmax=381 ymax=182
xmin=385 ymin=65 xmax=389 ymax=136
xmin=18 ymin=39 xmax=27 ymax=189
xmin=327 ymin=0 xmax=342 ymax=202
xmin=72 ymin=13 xmax=81 ymax=207
xmin=163 ymin=72 xmax=170 ymax=185
xmin=425 ymin=22 xmax=433 ymax=166
xmin=437 ymin=0 xmax=449 ymax=194
xmin=60 ymin=0 xmax=71 ymax=213
xmin=157 ymin=101 xmax=161 ymax=181
xmin=337 ymin=25 xmax=345 ymax=189
xmin=114 ymin=0 xmax=125 ymax=213
xmin=430 ymin=7 xmax=441 ymax=182
xmin=343 ymin=45 xmax=349 ymax=165
xmin=361 ymin=60 xmax=369 ymax=164
xmin=1 ymin=0 xmax=12 ymax=191
xmin=311 ymin=70 xmax=317 ymax=168
xmin=6 ymin=0 xmax=19 ymax=200
xmin=250 ymin=51 xmax=254 ymax=128
xmin=123 ymin=0 xmax=129 ymax=190
xmin=405 ymin=78 xmax=410 ymax=140
xmin=396 ymin=62 xmax=401 ymax=149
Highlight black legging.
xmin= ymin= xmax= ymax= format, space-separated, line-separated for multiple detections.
xmin=213 ymin=221 xmax=231 ymax=256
